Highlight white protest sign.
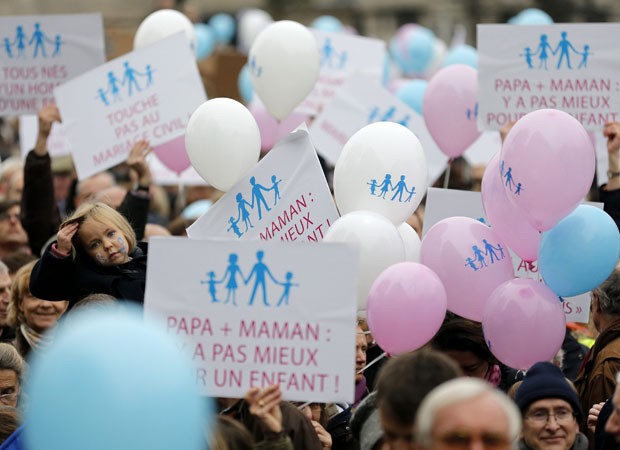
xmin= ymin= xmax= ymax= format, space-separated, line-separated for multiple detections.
xmin=144 ymin=237 xmax=358 ymax=402
xmin=310 ymin=72 xmax=442 ymax=173
xmin=0 ymin=14 xmax=105 ymax=116
xmin=463 ymin=132 xmax=502 ymax=168
xmin=296 ymin=30 xmax=386 ymax=116
xmin=19 ymin=114 xmax=70 ymax=158
xmin=423 ymin=187 xmax=594 ymax=323
xmin=149 ymin=153 xmax=207 ymax=186
xmin=188 ymin=129 xmax=338 ymax=242
xmin=478 ymin=23 xmax=620 ymax=131
xmin=54 ymin=32 xmax=206 ymax=180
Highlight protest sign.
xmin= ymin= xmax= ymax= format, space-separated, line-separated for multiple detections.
xmin=478 ymin=23 xmax=620 ymax=130
xmin=144 ymin=237 xmax=358 ymax=402
xmin=296 ymin=30 xmax=386 ymax=116
xmin=188 ymin=128 xmax=338 ymax=242
xmin=0 ymin=14 xmax=105 ymax=116
xmin=54 ymin=32 xmax=206 ymax=180
xmin=423 ymin=187 xmax=596 ymax=323
xmin=19 ymin=114 xmax=70 ymax=158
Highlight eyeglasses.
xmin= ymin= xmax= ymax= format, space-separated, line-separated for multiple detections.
xmin=0 ymin=212 xmax=19 ymax=222
xmin=526 ymin=409 xmax=575 ymax=424
xmin=436 ymin=432 xmax=510 ymax=450
xmin=0 ymin=392 xmax=18 ymax=404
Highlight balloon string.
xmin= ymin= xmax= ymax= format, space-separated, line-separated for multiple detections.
xmin=357 ymin=351 xmax=387 ymax=375
xmin=443 ymin=159 xmax=453 ymax=189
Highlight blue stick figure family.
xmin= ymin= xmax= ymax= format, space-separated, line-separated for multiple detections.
xmin=96 ymin=62 xmax=155 ymax=106
xmin=200 ymin=251 xmax=298 ymax=307
xmin=320 ymin=37 xmax=349 ymax=69
xmin=3 ymin=23 xmax=63 ymax=59
xmin=464 ymin=240 xmax=506 ymax=271
xmin=466 ymin=103 xmax=478 ymax=120
xmin=367 ymin=173 xmax=416 ymax=202
xmin=249 ymin=55 xmax=263 ymax=77
xmin=227 ymin=175 xmax=283 ymax=238
xmin=499 ymin=160 xmax=524 ymax=195
xmin=521 ymin=32 xmax=591 ymax=70
xmin=368 ymin=106 xmax=410 ymax=127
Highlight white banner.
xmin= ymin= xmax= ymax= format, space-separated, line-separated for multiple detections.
xmin=54 ymin=33 xmax=206 ymax=180
xmin=188 ymin=129 xmax=338 ymax=242
xmin=423 ymin=187 xmax=594 ymax=323
xmin=478 ymin=23 xmax=620 ymax=130
xmin=0 ymin=14 xmax=105 ymax=116
xmin=144 ymin=237 xmax=358 ymax=402
xmin=296 ymin=30 xmax=386 ymax=116
xmin=19 ymin=114 xmax=71 ymax=158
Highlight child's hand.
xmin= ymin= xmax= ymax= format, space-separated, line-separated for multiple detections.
xmin=57 ymin=222 xmax=79 ymax=255
xmin=127 ymin=140 xmax=153 ymax=187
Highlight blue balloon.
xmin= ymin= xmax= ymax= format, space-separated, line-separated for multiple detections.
xmin=209 ymin=13 xmax=236 ymax=44
xmin=238 ymin=64 xmax=253 ymax=104
xmin=311 ymin=15 xmax=343 ymax=33
xmin=509 ymin=8 xmax=553 ymax=25
xmin=539 ymin=205 xmax=620 ymax=297
xmin=406 ymin=28 xmax=435 ymax=74
xmin=442 ymin=44 xmax=478 ymax=69
xmin=25 ymin=307 xmax=211 ymax=450
xmin=194 ymin=23 xmax=216 ymax=60
xmin=396 ymin=79 xmax=428 ymax=115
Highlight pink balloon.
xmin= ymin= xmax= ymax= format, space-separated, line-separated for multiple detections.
xmin=249 ymin=103 xmax=308 ymax=152
xmin=423 ymin=64 xmax=480 ymax=158
xmin=481 ymin=153 xmax=541 ymax=262
xmin=500 ymin=109 xmax=595 ymax=231
xmin=367 ymin=262 xmax=447 ymax=355
xmin=152 ymin=135 xmax=192 ymax=175
xmin=482 ymin=278 xmax=566 ymax=370
xmin=420 ymin=217 xmax=514 ymax=321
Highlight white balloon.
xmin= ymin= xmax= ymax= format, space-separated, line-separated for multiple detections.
xmin=334 ymin=122 xmax=428 ymax=225
xmin=398 ymin=223 xmax=421 ymax=262
xmin=324 ymin=211 xmax=406 ymax=311
xmin=185 ymin=98 xmax=260 ymax=191
xmin=249 ymin=21 xmax=319 ymax=120
xmin=134 ymin=9 xmax=196 ymax=55
xmin=237 ymin=9 xmax=274 ymax=55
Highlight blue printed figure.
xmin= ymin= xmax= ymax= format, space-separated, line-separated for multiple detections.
xmin=504 ymin=167 xmax=515 ymax=191
xmin=3 ymin=38 xmax=13 ymax=58
xmin=121 ymin=61 xmax=142 ymax=96
xmin=249 ymin=176 xmax=271 ymax=220
xmin=338 ymin=51 xmax=348 ymax=69
xmin=249 ymin=55 xmax=262 ymax=77
xmin=29 ymin=23 xmax=49 ymax=58
xmin=477 ymin=217 xmax=488 ymax=225
xmin=397 ymin=114 xmax=411 ymax=127
xmin=515 ymin=182 xmax=524 ymax=195
xmin=52 ymin=35 xmax=63 ymax=57
xmin=367 ymin=179 xmax=379 ymax=195
xmin=270 ymin=175 xmax=282 ymax=206
xmin=246 ymin=250 xmax=278 ymax=307
xmin=465 ymin=257 xmax=478 ymax=271
xmin=391 ymin=175 xmax=409 ymax=202
xmin=578 ymin=45 xmax=591 ymax=69
xmin=381 ymin=107 xmax=397 ymax=122
xmin=520 ymin=47 xmax=535 ymax=69
xmin=276 ymin=272 xmax=299 ymax=306
xmin=497 ymin=243 xmax=505 ymax=259
xmin=220 ymin=253 xmax=245 ymax=306
xmin=535 ymin=34 xmax=553 ymax=70
xmin=96 ymin=88 xmax=109 ymax=106
xmin=236 ymin=193 xmax=254 ymax=232
xmin=107 ymin=71 xmax=122 ymax=102
xmin=466 ymin=103 xmax=478 ymax=120
xmin=405 ymin=185 xmax=416 ymax=202
xmin=472 ymin=245 xmax=487 ymax=268
xmin=144 ymin=64 xmax=155 ymax=86
xmin=378 ymin=174 xmax=393 ymax=199
xmin=482 ymin=239 xmax=502 ymax=264
xmin=368 ymin=107 xmax=380 ymax=123
xmin=554 ymin=31 xmax=579 ymax=70
xmin=13 ymin=26 xmax=27 ymax=58
xmin=500 ymin=160 xmax=506 ymax=177
xmin=227 ymin=216 xmax=242 ymax=237
xmin=320 ymin=38 xmax=335 ymax=67
xmin=200 ymin=271 xmax=220 ymax=303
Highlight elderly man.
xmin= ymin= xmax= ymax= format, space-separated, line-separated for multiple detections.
xmin=415 ymin=377 xmax=521 ymax=450
xmin=0 ymin=201 xmax=29 ymax=259
xmin=515 ymin=362 xmax=587 ymax=450
xmin=0 ymin=261 xmax=13 ymax=342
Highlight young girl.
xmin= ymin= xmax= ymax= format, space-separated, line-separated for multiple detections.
xmin=29 ymin=202 xmax=147 ymax=306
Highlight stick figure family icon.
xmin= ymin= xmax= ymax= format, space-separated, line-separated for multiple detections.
xmin=368 ymin=107 xmax=410 ymax=127
xmin=96 ymin=62 xmax=155 ymax=106
xmin=520 ymin=31 xmax=591 ymax=70
xmin=2 ymin=23 xmax=63 ymax=59
xmin=320 ymin=37 xmax=348 ymax=69
xmin=464 ymin=240 xmax=506 ymax=271
xmin=500 ymin=160 xmax=524 ymax=195
xmin=367 ymin=173 xmax=416 ymax=202
xmin=200 ymin=250 xmax=298 ymax=307
xmin=227 ymin=175 xmax=282 ymax=238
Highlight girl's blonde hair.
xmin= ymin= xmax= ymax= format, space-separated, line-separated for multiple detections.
xmin=62 ymin=202 xmax=137 ymax=255
xmin=7 ymin=260 xmax=37 ymax=327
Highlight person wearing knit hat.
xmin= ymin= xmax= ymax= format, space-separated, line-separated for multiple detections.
xmin=515 ymin=362 xmax=588 ymax=450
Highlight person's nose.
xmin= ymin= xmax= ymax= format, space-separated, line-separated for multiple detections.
xmin=545 ymin=415 xmax=561 ymax=431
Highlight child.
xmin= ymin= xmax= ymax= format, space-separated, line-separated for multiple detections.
xmin=29 ymin=202 xmax=147 ymax=306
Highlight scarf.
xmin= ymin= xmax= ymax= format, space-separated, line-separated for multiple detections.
xmin=20 ymin=324 xmax=53 ymax=352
